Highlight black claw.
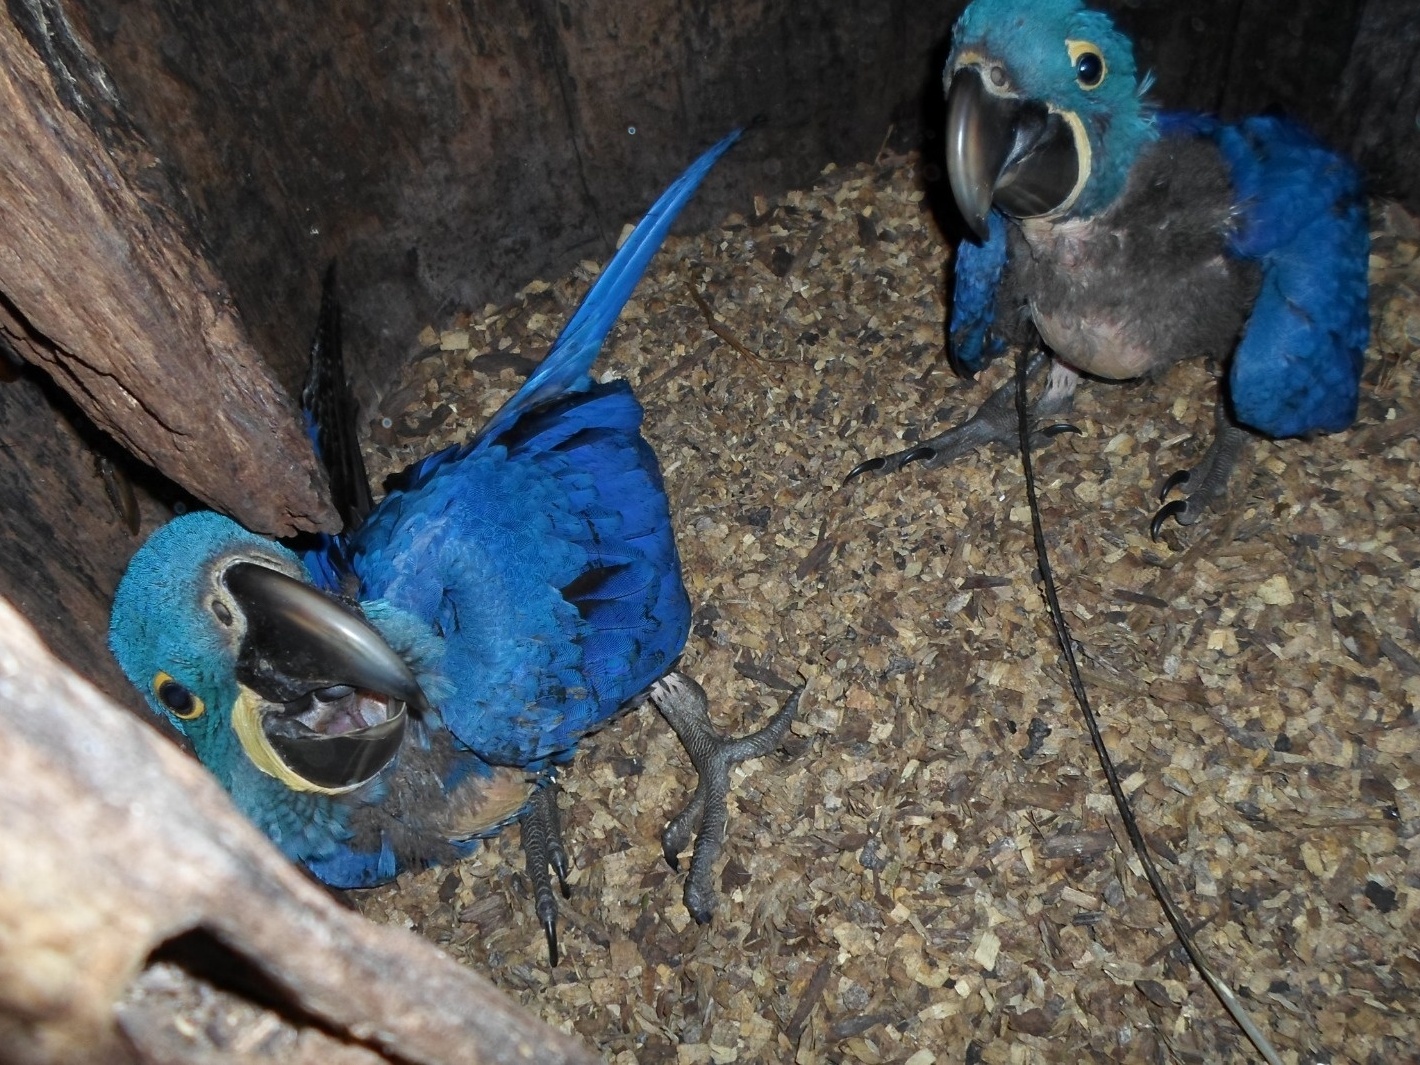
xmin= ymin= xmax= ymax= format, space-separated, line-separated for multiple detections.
xmin=1150 ymin=499 xmax=1189 ymax=541
xmin=544 ymin=794 xmax=571 ymax=898
xmin=1159 ymin=468 xmax=1191 ymax=502
xmin=543 ymin=916 xmax=559 ymax=969
xmin=520 ymin=780 xmax=569 ymax=966
xmin=1039 ymin=422 xmax=1082 ymax=438
xmin=845 ymin=455 xmax=887 ymax=482
xmin=845 ymin=443 xmax=937 ymax=483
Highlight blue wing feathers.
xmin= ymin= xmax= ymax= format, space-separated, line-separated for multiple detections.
xmin=347 ymin=334 xmax=689 ymax=772
xmin=317 ymin=122 xmax=725 ymax=761
xmin=1186 ymin=114 xmax=1368 ymax=437
xmin=331 ymin=129 xmax=715 ymax=775
xmin=955 ymin=109 xmax=1368 ymax=437
xmin=949 ymin=209 xmax=1010 ymax=374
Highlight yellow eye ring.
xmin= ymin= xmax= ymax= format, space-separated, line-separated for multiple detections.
xmin=1067 ymin=39 xmax=1106 ymax=89
xmin=153 ymin=671 xmax=205 ymax=721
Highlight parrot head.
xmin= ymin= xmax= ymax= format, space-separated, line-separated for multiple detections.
xmin=109 ymin=511 xmax=428 ymax=803
xmin=944 ymin=0 xmax=1156 ymax=237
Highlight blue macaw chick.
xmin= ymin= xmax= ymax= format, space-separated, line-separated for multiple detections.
xmin=850 ymin=0 xmax=1369 ymax=537
xmin=109 ymin=131 xmax=798 ymax=964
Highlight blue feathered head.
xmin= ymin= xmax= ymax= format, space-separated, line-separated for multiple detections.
xmin=110 ymin=512 xmax=299 ymax=768
xmin=944 ymin=0 xmax=1157 ymax=235
xmin=109 ymin=510 xmax=426 ymax=808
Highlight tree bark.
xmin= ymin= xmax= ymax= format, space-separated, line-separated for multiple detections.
xmin=0 ymin=0 xmax=335 ymax=537
xmin=0 ymin=368 xmax=150 ymax=704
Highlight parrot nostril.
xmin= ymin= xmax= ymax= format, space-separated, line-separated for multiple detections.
xmin=211 ymin=598 xmax=233 ymax=626
xmin=990 ymin=65 xmax=1007 ymax=87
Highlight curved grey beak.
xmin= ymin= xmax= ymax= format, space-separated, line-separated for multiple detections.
xmin=225 ymin=561 xmax=428 ymax=714
xmin=945 ymin=65 xmax=1081 ymax=239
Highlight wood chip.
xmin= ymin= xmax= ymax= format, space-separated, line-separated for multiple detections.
xmin=347 ymin=158 xmax=1420 ymax=1063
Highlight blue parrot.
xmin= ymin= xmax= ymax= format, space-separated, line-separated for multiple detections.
xmin=109 ymin=130 xmax=797 ymax=963
xmin=849 ymin=0 xmax=1369 ymax=537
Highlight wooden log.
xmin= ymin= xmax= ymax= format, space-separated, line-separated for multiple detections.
xmin=0 ymin=596 xmax=598 ymax=1065
xmin=0 ymin=368 xmax=153 ymax=704
xmin=0 ymin=0 xmax=336 ymax=537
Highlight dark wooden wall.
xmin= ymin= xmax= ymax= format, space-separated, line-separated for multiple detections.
xmin=2 ymin=0 xmax=1419 ymax=700
xmin=1108 ymin=0 xmax=1420 ymax=213
xmin=0 ymin=368 xmax=143 ymax=701
xmin=61 ymin=0 xmax=1420 ymax=399
xmin=66 ymin=0 xmax=956 ymax=401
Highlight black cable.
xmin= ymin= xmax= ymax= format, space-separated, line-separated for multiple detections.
xmin=1012 ymin=348 xmax=1281 ymax=1065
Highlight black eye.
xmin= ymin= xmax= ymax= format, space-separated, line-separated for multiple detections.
xmin=1075 ymin=50 xmax=1104 ymax=87
xmin=158 ymin=679 xmax=194 ymax=714
xmin=154 ymin=671 xmax=205 ymax=720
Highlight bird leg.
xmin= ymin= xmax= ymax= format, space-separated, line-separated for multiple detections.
xmin=846 ymin=349 xmax=1080 ymax=480
xmin=649 ymin=671 xmax=801 ymax=924
xmin=1151 ymin=401 xmax=1256 ymax=539
xmin=518 ymin=778 xmax=571 ymax=966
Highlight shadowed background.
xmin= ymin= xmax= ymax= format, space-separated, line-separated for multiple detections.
xmin=1 ymin=0 xmax=1416 ymax=696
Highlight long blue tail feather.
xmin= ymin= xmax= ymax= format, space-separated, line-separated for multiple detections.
xmin=473 ymin=128 xmax=743 ymax=449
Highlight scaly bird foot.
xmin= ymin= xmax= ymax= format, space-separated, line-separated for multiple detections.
xmin=1151 ymin=416 xmax=1255 ymax=540
xmin=519 ymin=779 xmax=571 ymax=966
xmin=846 ymin=351 xmax=1079 ymax=482
xmin=649 ymin=671 xmax=801 ymax=924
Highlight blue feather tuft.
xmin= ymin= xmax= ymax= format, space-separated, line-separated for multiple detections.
xmin=950 ymin=210 xmax=1011 ymax=375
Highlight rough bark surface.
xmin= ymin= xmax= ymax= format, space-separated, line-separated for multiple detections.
xmin=0 ymin=596 xmax=599 ymax=1065
xmin=0 ymin=0 xmax=335 ymax=536
xmin=0 ymin=368 xmax=153 ymax=704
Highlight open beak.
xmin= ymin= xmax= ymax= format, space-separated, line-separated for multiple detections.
xmin=225 ymin=561 xmax=428 ymax=791
xmin=945 ymin=64 xmax=1081 ymax=240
